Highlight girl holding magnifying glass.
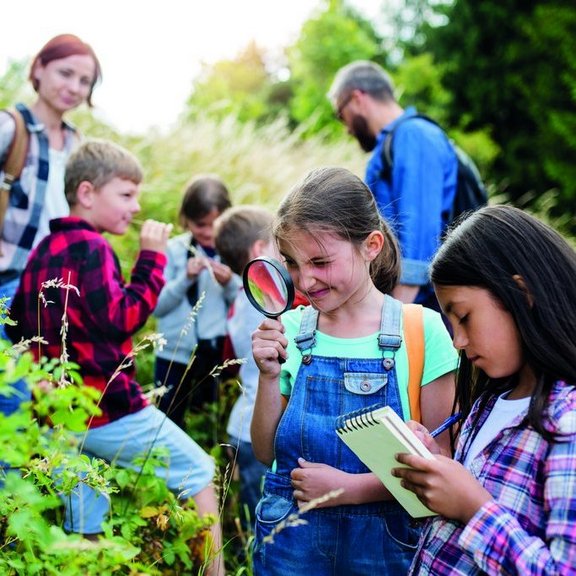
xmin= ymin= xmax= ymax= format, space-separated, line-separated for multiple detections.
xmin=250 ymin=167 xmax=458 ymax=575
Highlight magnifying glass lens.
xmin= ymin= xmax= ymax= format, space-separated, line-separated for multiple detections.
xmin=243 ymin=258 xmax=295 ymax=318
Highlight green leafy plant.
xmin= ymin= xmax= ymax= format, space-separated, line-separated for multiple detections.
xmin=0 ymin=293 xmax=222 ymax=574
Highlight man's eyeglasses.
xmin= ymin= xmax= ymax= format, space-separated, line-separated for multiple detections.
xmin=336 ymin=93 xmax=353 ymax=122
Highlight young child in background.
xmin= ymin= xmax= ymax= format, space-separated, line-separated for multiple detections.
xmin=6 ymin=140 xmax=224 ymax=575
xmin=214 ymin=205 xmax=276 ymax=532
xmin=153 ymin=175 xmax=239 ymax=429
xmin=393 ymin=205 xmax=576 ymax=575
xmin=250 ymin=167 xmax=458 ymax=575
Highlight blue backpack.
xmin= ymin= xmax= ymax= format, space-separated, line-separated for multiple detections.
xmin=380 ymin=114 xmax=488 ymax=224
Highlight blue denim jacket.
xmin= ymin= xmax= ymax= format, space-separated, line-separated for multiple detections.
xmin=365 ymin=107 xmax=457 ymax=304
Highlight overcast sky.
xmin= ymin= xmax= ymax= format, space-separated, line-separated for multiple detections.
xmin=1 ymin=0 xmax=381 ymax=134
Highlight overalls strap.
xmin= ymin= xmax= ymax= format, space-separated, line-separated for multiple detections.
xmin=378 ymin=295 xmax=402 ymax=370
xmin=294 ymin=296 xmax=403 ymax=369
xmin=294 ymin=305 xmax=318 ymax=363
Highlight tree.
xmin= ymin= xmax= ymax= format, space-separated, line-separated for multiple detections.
xmin=181 ymin=0 xmax=386 ymax=138
xmin=0 ymin=59 xmax=32 ymax=109
xmin=423 ymin=0 xmax=576 ymax=221
xmin=287 ymin=0 xmax=385 ymax=138
xmin=184 ymin=41 xmax=274 ymax=124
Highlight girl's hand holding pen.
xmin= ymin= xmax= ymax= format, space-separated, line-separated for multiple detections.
xmin=396 ymin=413 xmax=489 ymax=522
xmin=405 ymin=420 xmax=444 ymax=454
xmin=406 ymin=412 xmax=463 ymax=455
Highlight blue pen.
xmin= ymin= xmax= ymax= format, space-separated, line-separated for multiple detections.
xmin=430 ymin=412 xmax=463 ymax=438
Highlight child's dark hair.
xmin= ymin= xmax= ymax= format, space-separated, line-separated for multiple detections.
xmin=431 ymin=205 xmax=576 ymax=440
xmin=273 ymin=167 xmax=400 ymax=294
xmin=179 ymin=175 xmax=231 ymax=228
xmin=214 ymin=205 xmax=274 ymax=275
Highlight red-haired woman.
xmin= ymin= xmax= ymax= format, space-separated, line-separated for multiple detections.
xmin=0 ymin=34 xmax=101 ymax=416
xmin=0 ymin=34 xmax=102 ymax=304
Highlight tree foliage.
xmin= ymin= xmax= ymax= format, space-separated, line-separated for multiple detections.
xmin=0 ymin=59 xmax=32 ymax=109
xmin=287 ymin=0 xmax=384 ymax=137
xmin=422 ymin=0 xmax=576 ymax=222
xmin=184 ymin=41 xmax=274 ymax=124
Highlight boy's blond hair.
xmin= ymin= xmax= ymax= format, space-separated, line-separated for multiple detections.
xmin=64 ymin=139 xmax=143 ymax=205
xmin=214 ymin=205 xmax=275 ymax=275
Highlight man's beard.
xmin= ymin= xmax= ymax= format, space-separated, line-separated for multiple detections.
xmin=351 ymin=114 xmax=377 ymax=152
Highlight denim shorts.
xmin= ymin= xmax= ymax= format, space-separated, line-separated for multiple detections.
xmin=63 ymin=405 xmax=215 ymax=534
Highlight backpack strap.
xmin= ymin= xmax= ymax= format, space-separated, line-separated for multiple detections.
xmin=0 ymin=108 xmax=29 ymax=255
xmin=1 ymin=108 xmax=28 ymax=192
xmin=403 ymin=303 xmax=424 ymax=423
xmin=380 ymin=113 xmax=440 ymax=182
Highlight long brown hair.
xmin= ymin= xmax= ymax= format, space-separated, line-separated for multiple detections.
xmin=274 ymin=166 xmax=401 ymax=294
xmin=432 ymin=205 xmax=576 ymax=441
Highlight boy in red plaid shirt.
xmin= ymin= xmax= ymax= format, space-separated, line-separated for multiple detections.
xmin=7 ymin=139 xmax=224 ymax=575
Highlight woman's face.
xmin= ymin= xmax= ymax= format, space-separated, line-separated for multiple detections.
xmin=33 ymin=54 xmax=97 ymax=113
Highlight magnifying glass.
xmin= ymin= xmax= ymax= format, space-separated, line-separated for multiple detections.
xmin=242 ymin=256 xmax=295 ymax=318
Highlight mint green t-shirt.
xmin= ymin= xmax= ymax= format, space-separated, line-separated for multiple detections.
xmin=279 ymin=305 xmax=458 ymax=420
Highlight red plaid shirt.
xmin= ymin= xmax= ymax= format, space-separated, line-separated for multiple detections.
xmin=7 ymin=217 xmax=167 ymax=428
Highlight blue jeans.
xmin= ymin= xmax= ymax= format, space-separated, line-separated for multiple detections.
xmin=256 ymin=473 xmax=420 ymax=575
xmin=63 ymin=405 xmax=215 ymax=534
xmin=0 ymin=376 xmax=30 ymax=416
xmin=0 ymin=275 xmax=19 ymax=340
xmin=0 ymin=376 xmax=30 ymax=483
xmin=0 ymin=276 xmax=30 ymax=417
xmin=0 ymin=276 xmax=32 ymax=483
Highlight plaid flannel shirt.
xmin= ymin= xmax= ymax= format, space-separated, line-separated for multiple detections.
xmin=0 ymin=103 xmax=78 ymax=283
xmin=7 ymin=217 xmax=167 ymax=428
xmin=410 ymin=380 xmax=576 ymax=575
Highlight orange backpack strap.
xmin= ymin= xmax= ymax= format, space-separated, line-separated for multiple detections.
xmin=0 ymin=108 xmax=28 ymax=255
xmin=403 ymin=303 xmax=424 ymax=423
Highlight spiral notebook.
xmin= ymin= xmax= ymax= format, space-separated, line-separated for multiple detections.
xmin=335 ymin=405 xmax=437 ymax=518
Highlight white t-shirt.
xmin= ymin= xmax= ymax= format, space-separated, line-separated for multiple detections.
xmin=464 ymin=391 xmax=530 ymax=467
xmin=34 ymin=147 xmax=69 ymax=247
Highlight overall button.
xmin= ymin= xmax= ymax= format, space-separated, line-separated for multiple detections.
xmin=382 ymin=358 xmax=395 ymax=370
xmin=360 ymin=380 xmax=372 ymax=392
xmin=344 ymin=372 xmax=387 ymax=394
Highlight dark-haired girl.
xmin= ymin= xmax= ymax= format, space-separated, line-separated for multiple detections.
xmin=394 ymin=205 xmax=576 ymax=575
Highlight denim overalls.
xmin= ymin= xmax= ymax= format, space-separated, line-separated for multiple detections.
xmin=253 ymin=296 xmax=421 ymax=575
